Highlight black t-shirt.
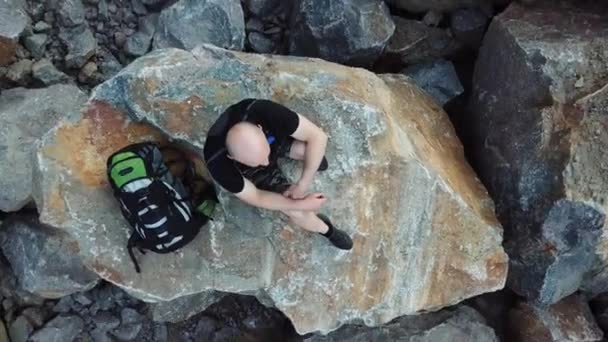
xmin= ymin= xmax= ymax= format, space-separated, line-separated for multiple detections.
xmin=203 ymin=99 xmax=300 ymax=193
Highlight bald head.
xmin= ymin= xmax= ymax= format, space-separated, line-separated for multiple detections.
xmin=226 ymin=122 xmax=271 ymax=167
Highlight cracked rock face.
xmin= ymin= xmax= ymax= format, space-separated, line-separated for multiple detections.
xmin=35 ymin=44 xmax=507 ymax=334
xmin=468 ymin=2 xmax=608 ymax=305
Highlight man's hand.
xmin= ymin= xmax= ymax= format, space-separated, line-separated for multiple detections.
xmin=283 ymin=181 xmax=310 ymax=199
xmin=295 ymin=192 xmax=327 ymax=211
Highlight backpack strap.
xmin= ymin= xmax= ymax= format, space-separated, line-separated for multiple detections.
xmin=127 ymin=234 xmax=143 ymax=273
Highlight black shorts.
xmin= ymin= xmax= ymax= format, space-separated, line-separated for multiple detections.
xmin=238 ymin=137 xmax=293 ymax=193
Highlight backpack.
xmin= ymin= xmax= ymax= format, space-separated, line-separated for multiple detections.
xmin=106 ymin=142 xmax=218 ymax=273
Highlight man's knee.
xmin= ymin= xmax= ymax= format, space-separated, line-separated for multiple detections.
xmin=288 ymin=140 xmax=306 ymax=160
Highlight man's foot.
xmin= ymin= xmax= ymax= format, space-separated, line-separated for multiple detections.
xmin=318 ymin=157 xmax=328 ymax=172
xmin=317 ymin=214 xmax=353 ymax=250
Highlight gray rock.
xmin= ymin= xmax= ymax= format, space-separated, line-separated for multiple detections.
xmin=450 ymin=7 xmax=489 ymax=49
xmin=141 ymin=0 xmax=169 ymax=6
xmin=52 ymin=296 xmax=75 ymax=313
xmin=151 ymin=291 xmax=227 ymax=323
xmin=120 ymin=308 xmax=143 ymax=325
xmin=59 ymin=25 xmax=97 ymax=68
xmin=153 ymin=324 xmax=168 ymax=341
xmin=468 ymin=1 xmax=608 ymax=305
xmin=508 ymin=295 xmax=603 ymax=342
xmin=74 ymin=292 xmax=93 ymax=306
xmin=289 ymin=0 xmax=395 ymax=67
xmin=33 ymin=21 xmax=52 ymax=33
xmin=114 ymin=31 xmax=127 ymax=47
xmin=97 ymin=0 xmax=109 ymax=22
xmin=403 ymin=59 xmax=464 ymax=107
xmin=5 ymin=59 xmax=32 ymax=85
xmin=153 ymin=0 xmax=245 ymax=51
xmin=108 ymin=3 xmax=117 ymax=13
xmin=248 ymin=31 xmax=274 ymax=53
xmin=385 ymin=0 xmax=482 ymax=13
xmin=306 ymin=305 xmax=498 ymax=341
xmin=245 ymin=17 xmax=264 ymax=32
xmin=244 ymin=0 xmax=279 ymax=17
xmin=29 ymin=315 xmax=84 ymax=342
xmin=56 ymin=0 xmax=86 ymax=27
xmin=32 ymin=59 xmax=71 ymax=85
xmin=0 ymin=0 xmax=30 ymax=66
xmin=422 ymin=10 xmax=442 ymax=27
xmin=9 ymin=315 xmax=33 ymax=342
xmin=0 ymin=217 xmax=99 ymax=298
xmin=124 ymin=14 xmax=157 ymax=56
xmin=36 ymin=44 xmax=507 ymax=334
xmin=385 ymin=16 xmax=462 ymax=65
xmin=90 ymin=311 xmax=120 ymax=342
xmin=24 ymin=33 xmax=48 ymax=59
xmin=111 ymin=321 xmax=142 ymax=341
xmin=21 ymin=307 xmax=49 ymax=328
xmin=0 ymin=319 xmax=8 ymax=342
xmin=131 ymin=0 xmax=147 ymax=15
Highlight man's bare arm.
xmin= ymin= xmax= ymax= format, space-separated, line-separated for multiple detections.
xmin=290 ymin=114 xmax=328 ymax=187
xmin=235 ymin=179 xmax=326 ymax=212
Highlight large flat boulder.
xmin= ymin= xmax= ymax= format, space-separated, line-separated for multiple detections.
xmin=35 ymin=44 xmax=507 ymax=334
xmin=468 ymin=1 xmax=608 ymax=305
xmin=0 ymin=85 xmax=88 ymax=212
xmin=0 ymin=217 xmax=99 ymax=298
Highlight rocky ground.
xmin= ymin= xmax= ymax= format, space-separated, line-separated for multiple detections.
xmin=1 ymin=0 xmax=608 ymax=341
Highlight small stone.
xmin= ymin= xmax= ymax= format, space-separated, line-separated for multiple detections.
xmin=131 ymin=0 xmax=147 ymax=15
xmin=6 ymin=59 xmax=33 ymax=85
xmin=1 ymin=298 xmax=14 ymax=312
xmin=98 ymin=0 xmax=109 ymax=21
xmin=59 ymin=25 xmax=97 ymax=68
xmin=111 ymin=323 xmax=142 ymax=341
xmin=263 ymin=26 xmax=281 ymax=35
xmin=108 ymin=3 xmax=117 ymax=13
xmin=120 ymin=308 xmax=143 ymax=325
xmin=15 ymin=44 xmax=30 ymax=59
xmin=29 ymin=2 xmax=46 ymax=21
xmin=29 ymin=315 xmax=84 ymax=342
xmin=21 ymin=307 xmax=48 ymax=328
xmin=9 ymin=316 xmax=34 ymax=342
xmin=78 ymin=61 xmax=98 ymax=83
xmin=248 ymin=32 xmax=275 ymax=53
xmin=33 ymin=21 xmax=51 ymax=33
xmin=74 ymin=292 xmax=93 ymax=306
xmin=153 ymin=324 xmax=168 ymax=341
xmin=43 ymin=11 xmax=54 ymax=24
xmin=97 ymin=22 xmax=104 ymax=31
xmin=450 ymin=7 xmax=489 ymax=49
xmin=0 ymin=320 xmax=8 ymax=342
xmin=246 ymin=17 xmax=264 ymax=32
xmin=85 ymin=7 xmax=98 ymax=20
xmin=32 ymin=59 xmax=70 ymax=85
xmin=57 ymin=0 xmax=86 ymax=27
xmin=24 ymin=33 xmax=48 ymax=59
xmin=53 ymin=295 xmax=75 ymax=313
xmin=114 ymin=31 xmax=127 ymax=47
xmin=423 ymin=10 xmax=443 ymax=27
xmin=403 ymin=60 xmax=464 ymax=106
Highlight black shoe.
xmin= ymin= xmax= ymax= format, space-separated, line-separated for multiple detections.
xmin=318 ymin=157 xmax=328 ymax=172
xmin=317 ymin=214 xmax=353 ymax=250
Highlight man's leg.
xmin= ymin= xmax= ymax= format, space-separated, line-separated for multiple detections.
xmin=281 ymin=209 xmax=353 ymax=250
xmin=281 ymin=209 xmax=329 ymax=234
xmin=288 ymin=139 xmax=328 ymax=171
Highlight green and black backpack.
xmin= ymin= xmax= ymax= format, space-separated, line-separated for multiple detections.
xmin=106 ymin=142 xmax=218 ymax=273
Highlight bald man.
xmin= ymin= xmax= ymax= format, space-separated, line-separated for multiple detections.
xmin=203 ymin=98 xmax=353 ymax=250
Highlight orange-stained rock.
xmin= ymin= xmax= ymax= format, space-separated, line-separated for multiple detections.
xmin=35 ymin=44 xmax=507 ymax=334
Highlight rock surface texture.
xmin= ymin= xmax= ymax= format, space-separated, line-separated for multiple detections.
xmin=508 ymin=295 xmax=604 ymax=342
xmin=153 ymin=0 xmax=245 ymax=51
xmin=469 ymin=1 xmax=608 ymax=306
xmin=0 ymin=217 xmax=99 ymax=298
xmin=35 ymin=44 xmax=507 ymax=334
xmin=289 ymin=0 xmax=395 ymax=67
xmin=0 ymin=85 xmax=88 ymax=212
